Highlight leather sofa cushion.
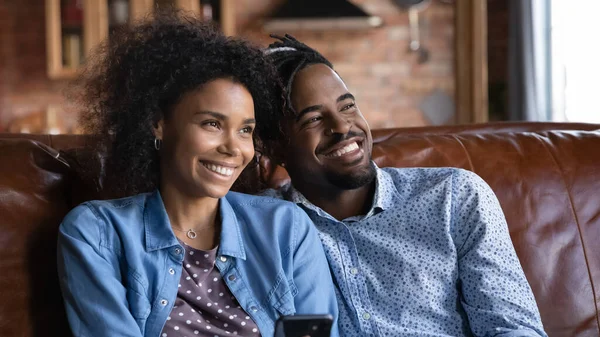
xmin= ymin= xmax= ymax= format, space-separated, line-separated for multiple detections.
xmin=0 ymin=139 xmax=72 ymax=336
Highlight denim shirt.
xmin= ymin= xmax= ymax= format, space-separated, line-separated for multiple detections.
xmin=57 ymin=190 xmax=339 ymax=337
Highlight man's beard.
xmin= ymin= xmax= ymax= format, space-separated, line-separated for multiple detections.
xmin=325 ymin=160 xmax=377 ymax=190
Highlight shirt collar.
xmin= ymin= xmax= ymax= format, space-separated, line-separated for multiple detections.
xmin=143 ymin=190 xmax=246 ymax=260
xmin=144 ymin=190 xmax=180 ymax=252
xmin=284 ymin=162 xmax=400 ymax=221
xmin=218 ymin=194 xmax=246 ymax=260
xmin=373 ymin=164 xmax=400 ymax=212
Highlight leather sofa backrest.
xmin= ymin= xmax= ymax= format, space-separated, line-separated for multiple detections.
xmin=1 ymin=122 xmax=599 ymax=336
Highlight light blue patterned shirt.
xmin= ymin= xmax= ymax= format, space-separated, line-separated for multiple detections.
xmin=268 ymin=165 xmax=547 ymax=337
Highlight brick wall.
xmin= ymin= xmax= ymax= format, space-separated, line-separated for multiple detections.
xmin=0 ymin=0 xmax=73 ymax=132
xmin=487 ymin=0 xmax=509 ymax=121
xmin=0 ymin=0 xmax=455 ymax=133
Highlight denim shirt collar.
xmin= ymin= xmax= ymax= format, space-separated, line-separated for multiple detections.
xmin=285 ymin=162 xmax=401 ymax=221
xmin=143 ymin=190 xmax=246 ymax=260
xmin=218 ymin=193 xmax=246 ymax=260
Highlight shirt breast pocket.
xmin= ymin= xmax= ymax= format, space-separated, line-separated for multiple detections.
xmin=268 ymin=273 xmax=298 ymax=317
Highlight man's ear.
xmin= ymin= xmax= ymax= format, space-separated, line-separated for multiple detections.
xmin=272 ymin=118 xmax=294 ymax=166
xmin=269 ymin=141 xmax=287 ymax=167
xmin=153 ymin=119 xmax=165 ymax=140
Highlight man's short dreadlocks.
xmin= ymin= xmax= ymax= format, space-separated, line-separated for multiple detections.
xmin=266 ymin=34 xmax=333 ymax=118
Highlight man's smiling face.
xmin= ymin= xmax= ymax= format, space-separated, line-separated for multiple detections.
xmin=282 ymin=63 xmax=376 ymax=191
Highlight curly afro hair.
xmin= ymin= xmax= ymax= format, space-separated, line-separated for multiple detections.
xmin=75 ymin=11 xmax=284 ymax=196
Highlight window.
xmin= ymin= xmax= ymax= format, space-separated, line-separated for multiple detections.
xmin=550 ymin=0 xmax=600 ymax=123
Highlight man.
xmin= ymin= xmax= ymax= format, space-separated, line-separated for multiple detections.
xmin=261 ymin=35 xmax=547 ymax=337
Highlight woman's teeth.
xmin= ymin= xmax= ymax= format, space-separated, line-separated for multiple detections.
xmin=203 ymin=163 xmax=234 ymax=177
xmin=328 ymin=142 xmax=359 ymax=157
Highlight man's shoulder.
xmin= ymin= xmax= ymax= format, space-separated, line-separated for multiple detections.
xmin=379 ymin=166 xmax=468 ymax=186
xmin=379 ymin=167 xmax=491 ymax=198
xmin=383 ymin=166 xmax=484 ymax=181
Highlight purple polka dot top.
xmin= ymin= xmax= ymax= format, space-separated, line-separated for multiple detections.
xmin=160 ymin=241 xmax=260 ymax=337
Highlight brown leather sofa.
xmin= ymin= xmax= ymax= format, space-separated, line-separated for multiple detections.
xmin=1 ymin=122 xmax=599 ymax=337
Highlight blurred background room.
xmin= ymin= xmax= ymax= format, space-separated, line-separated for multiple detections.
xmin=0 ymin=0 xmax=597 ymax=135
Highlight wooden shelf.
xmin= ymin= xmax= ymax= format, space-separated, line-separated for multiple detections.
xmin=46 ymin=0 xmax=236 ymax=80
xmin=47 ymin=67 xmax=80 ymax=80
xmin=61 ymin=23 xmax=84 ymax=31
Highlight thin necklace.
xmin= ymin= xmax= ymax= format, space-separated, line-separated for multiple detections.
xmin=171 ymin=213 xmax=220 ymax=240
xmin=172 ymin=227 xmax=198 ymax=239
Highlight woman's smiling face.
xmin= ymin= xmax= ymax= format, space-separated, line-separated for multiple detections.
xmin=156 ymin=78 xmax=256 ymax=199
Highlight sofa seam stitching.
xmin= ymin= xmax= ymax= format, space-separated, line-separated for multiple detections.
xmin=450 ymin=135 xmax=475 ymax=172
xmin=536 ymin=133 xmax=600 ymax=334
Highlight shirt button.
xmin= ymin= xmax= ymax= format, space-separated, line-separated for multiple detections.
xmin=350 ymin=268 xmax=359 ymax=275
xmin=362 ymin=312 xmax=371 ymax=320
xmin=220 ymin=256 xmax=227 ymax=262
xmin=174 ymin=248 xmax=182 ymax=255
xmin=160 ymin=299 xmax=168 ymax=306
xmin=168 ymin=268 xmax=175 ymax=275
xmin=228 ymin=274 xmax=236 ymax=281
xmin=250 ymin=306 xmax=258 ymax=312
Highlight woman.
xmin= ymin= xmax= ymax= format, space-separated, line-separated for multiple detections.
xmin=57 ymin=12 xmax=338 ymax=337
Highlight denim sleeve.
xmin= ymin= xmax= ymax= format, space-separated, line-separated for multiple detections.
xmin=290 ymin=205 xmax=340 ymax=337
xmin=57 ymin=204 xmax=143 ymax=337
xmin=452 ymin=170 xmax=547 ymax=337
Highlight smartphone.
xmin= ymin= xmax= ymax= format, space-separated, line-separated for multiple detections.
xmin=274 ymin=314 xmax=333 ymax=337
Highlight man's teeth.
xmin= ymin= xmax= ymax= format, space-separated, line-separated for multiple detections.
xmin=203 ymin=163 xmax=234 ymax=177
xmin=328 ymin=142 xmax=359 ymax=157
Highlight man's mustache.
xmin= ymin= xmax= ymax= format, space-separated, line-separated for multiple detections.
xmin=317 ymin=130 xmax=365 ymax=154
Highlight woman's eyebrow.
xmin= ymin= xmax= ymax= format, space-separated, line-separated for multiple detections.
xmin=194 ymin=111 xmax=227 ymax=120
